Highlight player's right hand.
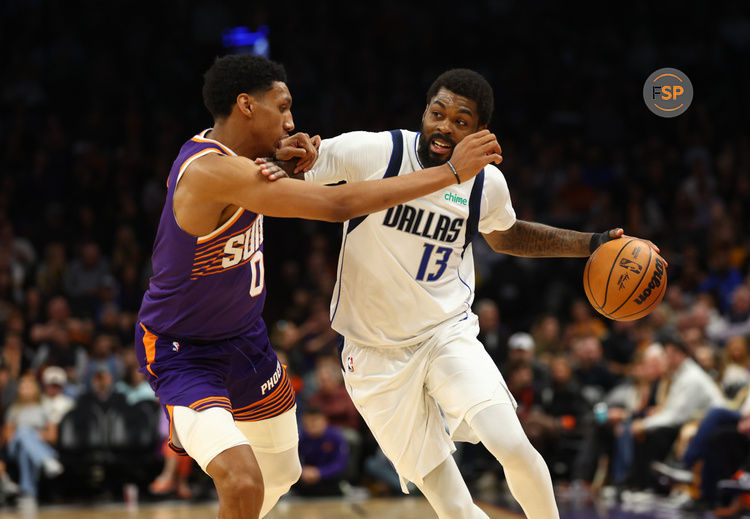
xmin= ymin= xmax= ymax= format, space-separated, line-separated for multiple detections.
xmin=449 ymin=129 xmax=503 ymax=182
xmin=274 ymin=132 xmax=321 ymax=174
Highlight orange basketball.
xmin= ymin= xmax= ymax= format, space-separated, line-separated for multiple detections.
xmin=583 ymin=238 xmax=667 ymax=321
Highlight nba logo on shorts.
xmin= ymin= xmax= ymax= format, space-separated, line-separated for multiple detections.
xmin=172 ymin=341 xmax=180 ymax=352
xmin=346 ymin=356 xmax=355 ymax=372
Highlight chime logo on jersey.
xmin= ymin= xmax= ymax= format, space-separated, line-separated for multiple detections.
xmin=221 ymin=217 xmax=264 ymax=269
xmin=382 ymin=204 xmax=464 ymax=243
xmin=444 ymin=192 xmax=468 ymax=206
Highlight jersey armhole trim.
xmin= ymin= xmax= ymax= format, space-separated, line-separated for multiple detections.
xmin=196 ymin=207 xmax=245 ymax=243
xmin=346 ymin=129 xmax=404 ymax=235
xmin=174 ymin=148 xmax=222 ymax=187
xmin=462 ymin=169 xmax=485 ymax=256
xmin=172 ymin=148 xmax=245 ymax=243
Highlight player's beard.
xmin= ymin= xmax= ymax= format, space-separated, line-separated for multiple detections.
xmin=417 ymin=132 xmax=455 ymax=168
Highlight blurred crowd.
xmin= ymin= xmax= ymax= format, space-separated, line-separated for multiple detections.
xmin=1 ymin=0 xmax=750 ymax=514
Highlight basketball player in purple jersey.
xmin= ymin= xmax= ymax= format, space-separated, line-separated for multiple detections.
xmin=135 ymin=54 xmax=502 ymax=519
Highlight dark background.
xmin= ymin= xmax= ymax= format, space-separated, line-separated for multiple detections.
xmin=1 ymin=0 xmax=750 ymax=504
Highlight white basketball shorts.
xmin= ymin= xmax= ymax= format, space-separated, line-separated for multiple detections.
xmin=340 ymin=314 xmax=516 ymax=492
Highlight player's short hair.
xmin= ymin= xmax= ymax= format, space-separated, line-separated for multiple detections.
xmin=202 ymin=54 xmax=287 ymax=119
xmin=426 ymin=69 xmax=494 ymax=126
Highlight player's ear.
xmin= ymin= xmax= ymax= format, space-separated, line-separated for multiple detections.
xmin=236 ymin=93 xmax=254 ymax=118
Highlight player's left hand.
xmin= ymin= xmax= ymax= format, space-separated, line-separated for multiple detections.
xmin=275 ymin=132 xmax=321 ymax=174
xmin=592 ymin=228 xmax=667 ymax=267
xmin=255 ymin=158 xmax=288 ymax=181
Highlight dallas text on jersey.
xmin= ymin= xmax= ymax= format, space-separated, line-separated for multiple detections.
xmin=382 ymin=204 xmax=464 ymax=243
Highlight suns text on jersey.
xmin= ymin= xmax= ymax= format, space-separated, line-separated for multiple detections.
xmin=382 ymin=204 xmax=463 ymax=242
xmin=221 ymin=216 xmax=264 ymax=268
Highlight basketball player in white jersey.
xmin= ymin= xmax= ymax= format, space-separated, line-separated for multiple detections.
xmin=279 ymin=69 xmax=661 ymax=519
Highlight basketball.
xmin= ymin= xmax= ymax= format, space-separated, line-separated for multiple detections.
xmin=583 ymin=238 xmax=667 ymax=321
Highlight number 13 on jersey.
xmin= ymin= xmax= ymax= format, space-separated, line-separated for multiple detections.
xmin=416 ymin=243 xmax=452 ymax=281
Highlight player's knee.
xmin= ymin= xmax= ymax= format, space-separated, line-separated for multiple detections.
xmin=208 ymin=447 xmax=265 ymax=501
xmin=478 ymin=426 xmax=535 ymax=468
xmin=268 ymin=454 xmax=301 ymax=491
xmin=220 ymin=470 xmax=265 ymax=502
xmin=494 ymin=436 xmax=538 ymax=469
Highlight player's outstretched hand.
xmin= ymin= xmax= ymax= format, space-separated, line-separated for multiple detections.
xmin=449 ymin=129 xmax=503 ymax=182
xmin=593 ymin=228 xmax=667 ymax=267
xmin=256 ymin=158 xmax=287 ymax=181
xmin=274 ymin=132 xmax=321 ymax=174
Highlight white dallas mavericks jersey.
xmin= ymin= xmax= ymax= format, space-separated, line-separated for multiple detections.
xmin=305 ymin=130 xmax=516 ymax=347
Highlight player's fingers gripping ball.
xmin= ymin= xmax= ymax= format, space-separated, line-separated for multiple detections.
xmin=584 ymin=238 xmax=667 ymax=321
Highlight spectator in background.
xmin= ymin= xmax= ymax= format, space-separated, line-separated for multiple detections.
xmin=39 ymin=366 xmax=74 ymax=425
xmin=707 ymin=285 xmax=750 ymax=342
xmin=29 ymin=296 xmax=91 ymax=381
xmin=601 ymin=320 xmax=638 ymax=376
xmin=0 ymin=220 xmax=35 ymax=291
xmin=3 ymin=375 xmax=63 ymax=510
xmin=564 ymin=299 xmax=607 ymax=343
xmin=721 ymin=335 xmax=750 ymax=397
xmin=694 ymin=344 xmax=721 ymax=382
xmin=2 ymin=332 xmax=29 ymax=380
xmin=82 ymin=333 xmax=122 ymax=388
xmin=531 ymin=314 xmax=563 ymax=362
xmin=0 ymin=256 xmax=22 ymax=324
xmin=63 ymin=242 xmax=111 ymax=315
xmin=76 ymin=361 xmax=126 ymax=413
xmin=517 ymin=356 xmax=588 ymax=463
xmin=298 ymin=297 xmax=339 ymax=372
xmin=699 ymin=246 xmax=744 ymax=314
xmin=0 ymin=359 xmax=18 ymax=419
xmin=110 ymin=225 xmax=141 ymax=277
xmin=539 ymin=355 xmax=591 ymax=473
xmin=571 ymin=335 xmax=620 ymax=404
xmin=114 ymin=349 xmax=155 ymax=405
xmin=653 ymin=391 xmax=750 ymax=509
xmin=35 ymin=243 xmax=67 ymax=299
xmin=573 ymin=344 xmax=668 ymax=486
xmin=306 ymin=357 xmax=359 ymax=432
xmin=626 ymin=335 xmax=725 ymax=489
xmin=295 ymin=405 xmax=349 ymax=497
xmin=116 ymin=264 xmax=144 ymax=315
xmin=149 ymin=443 xmax=194 ymax=500
xmin=507 ymin=332 xmax=549 ymax=392
xmin=476 ymin=299 xmax=510 ymax=365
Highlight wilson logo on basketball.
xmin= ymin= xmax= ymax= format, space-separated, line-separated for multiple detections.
xmin=633 ymin=258 xmax=665 ymax=305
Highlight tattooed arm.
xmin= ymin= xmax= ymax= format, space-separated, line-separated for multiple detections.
xmin=482 ymin=220 xmax=623 ymax=257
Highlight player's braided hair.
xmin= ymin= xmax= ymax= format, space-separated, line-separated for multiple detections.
xmin=202 ymin=54 xmax=287 ymax=119
xmin=426 ymin=69 xmax=494 ymax=126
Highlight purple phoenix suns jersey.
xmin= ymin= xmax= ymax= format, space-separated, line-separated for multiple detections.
xmin=138 ymin=130 xmax=266 ymax=341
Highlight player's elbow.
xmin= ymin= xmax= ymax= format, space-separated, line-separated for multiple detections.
xmin=324 ymin=195 xmax=359 ymax=222
xmin=485 ymin=234 xmax=508 ymax=253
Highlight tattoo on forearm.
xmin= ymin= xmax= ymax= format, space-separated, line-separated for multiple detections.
xmin=490 ymin=220 xmax=592 ymax=257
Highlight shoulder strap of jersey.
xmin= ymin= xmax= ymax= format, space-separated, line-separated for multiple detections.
xmin=168 ymin=144 xmax=226 ymax=189
xmin=346 ymin=130 xmax=404 ymax=234
xmin=462 ymin=168 xmax=485 ymax=256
